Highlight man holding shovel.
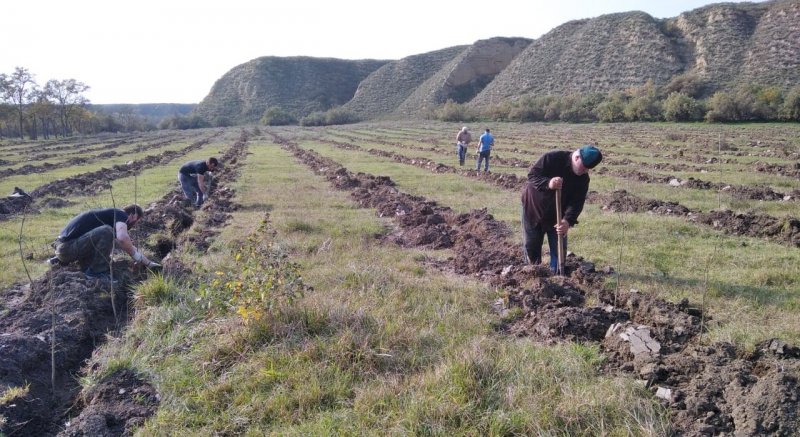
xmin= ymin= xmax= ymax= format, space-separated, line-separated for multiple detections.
xmin=521 ymin=145 xmax=602 ymax=273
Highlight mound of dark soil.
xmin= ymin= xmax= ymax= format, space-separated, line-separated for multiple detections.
xmin=279 ymin=137 xmax=800 ymax=436
xmin=59 ymin=369 xmax=158 ymax=437
xmin=0 ymin=263 xmax=140 ymax=436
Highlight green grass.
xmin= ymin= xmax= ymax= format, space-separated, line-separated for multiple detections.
xmin=0 ymin=384 xmax=29 ymax=405
xmin=8 ymin=122 xmax=799 ymax=435
xmin=81 ymin=136 xmax=670 ymax=434
xmin=0 ymin=138 xmax=229 ymax=288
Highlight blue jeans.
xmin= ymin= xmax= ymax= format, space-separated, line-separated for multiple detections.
xmin=521 ymin=209 xmax=566 ymax=272
xmin=457 ymin=144 xmax=467 ymax=165
xmin=178 ymin=173 xmax=201 ymax=204
xmin=476 ymin=150 xmax=490 ymax=171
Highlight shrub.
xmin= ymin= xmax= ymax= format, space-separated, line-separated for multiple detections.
xmin=624 ymin=95 xmax=662 ymax=121
xmin=663 ymin=92 xmax=704 ymax=122
xmin=158 ymin=114 xmax=210 ymax=130
xmin=434 ymin=100 xmax=475 ymax=122
xmin=662 ymin=73 xmax=708 ymax=99
xmin=559 ymin=94 xmax=598 ymax=122
xmin=323 ymin=107 xmax=359 ymax=125
xmin=750 ymin=85 xmax=783 ymax=121
xmin=300 ymin=111 xmax=326 ymax=126
xmin=299 ymin=107 xmax=359 ymax=126
xmin=261 ymin=106 xmax=297 ymax=126
xmin=207 ymin=216 xmax=308 ymax=325
xmin=706 ymin=91 xmax=743 ymax=122
xmin=782 ymin=85 xmax=800 ymax=121
xmin=594 ymin=92 xmax=627 ymax=122
xmin=481 ymin=102 xmax=513 ymax=122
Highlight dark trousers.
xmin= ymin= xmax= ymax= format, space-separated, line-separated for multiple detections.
xmin=476 ymin=150 xmax=490 ymax=171
xmin=521 ymin=209 xmax=566 ymax=272
xmin=178 ymin=173 xmax=201 ymax=204
xmin=55 ymin=225 xmax=115 ymax=273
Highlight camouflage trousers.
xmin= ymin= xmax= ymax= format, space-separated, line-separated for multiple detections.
xmin=55 ymin=225 xmax=114 ymax=273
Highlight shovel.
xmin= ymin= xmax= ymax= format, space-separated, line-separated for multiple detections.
xmin=555 ymin=188 xmax=565 ymax=275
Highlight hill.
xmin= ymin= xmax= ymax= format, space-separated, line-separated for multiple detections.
xmin=193 ymin=56 xmax=388 ymax=124
xmin=194 ymin=0 xmax=799 ymax=122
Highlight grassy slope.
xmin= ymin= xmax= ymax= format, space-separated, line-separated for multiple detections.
xmin=88 ymin=136 xmax=669 ymax=435
xmin=6 ymin=122 xmax=797 ymax=434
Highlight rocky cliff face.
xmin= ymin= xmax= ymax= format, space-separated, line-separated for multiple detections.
xmin=194 ymin=56 xmax=388 ymax=123
xmin=341 ymin=46 xmax=468 ymax=119
xmin=194 ymin=0 xmax=799 ymax=122
xmin=471 ymin=12 xmax=687 ymax=106
xmin=395 ymin=37 xmax=531 ymax=116
xmin=471 ymin=0 xmax=799 ymax=107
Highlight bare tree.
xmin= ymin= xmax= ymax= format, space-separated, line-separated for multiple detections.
xmin=5 ymin=67 xmax=36 ymax=139
xmin=45 ymin=78 xmax=90 ymax=136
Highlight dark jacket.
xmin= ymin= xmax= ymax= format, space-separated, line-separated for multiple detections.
xmin=521 ymin=150 xmax=590 ymax=228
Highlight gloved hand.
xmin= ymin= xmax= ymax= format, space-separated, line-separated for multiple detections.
xmin=196 ymin=192 xmax=205 ymax=206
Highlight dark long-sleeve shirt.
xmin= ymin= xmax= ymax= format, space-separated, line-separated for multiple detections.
xmin=521 ymin=150 xmax=590 ymax=228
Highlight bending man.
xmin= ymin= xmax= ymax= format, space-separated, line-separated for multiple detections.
xmin=521 ymin=145 xmax=602 ymax=272
xmin=53 ymin=204 xmax=157 ymax=281
xmin=178 ymin=157 xmax=219 ymax=207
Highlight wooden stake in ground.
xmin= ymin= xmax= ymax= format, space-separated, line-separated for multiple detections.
xmin=555 ymin=188 xmax=565 ymax=275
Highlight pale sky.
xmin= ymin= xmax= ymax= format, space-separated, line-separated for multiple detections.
xmin=3 ymin=0 xmax=763 ymax=104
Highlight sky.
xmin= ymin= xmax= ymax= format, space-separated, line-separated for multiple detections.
xmin=3 ymin=0 xmax=763 ymax=105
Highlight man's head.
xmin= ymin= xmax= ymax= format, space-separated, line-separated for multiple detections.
xmin=123 ymin=204 xmax=144 ymax=228
xmin=207 ymin=157 xmax=220 ymax=171
xmin=485 ymin=128 xmax=491 ymax=133
xmin=571 ymin=145 xmax=602 ymax=175
xmin=461 ymin=126 xmax=468 ymax=132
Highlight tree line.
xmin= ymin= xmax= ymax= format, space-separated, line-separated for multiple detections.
xmin=0 ymin=67 xmax=217 ymax=139
xmin=0 ymin=67 xmax=94 ymax=139
xmin=432 ymin=79 xmax=800 ymax=124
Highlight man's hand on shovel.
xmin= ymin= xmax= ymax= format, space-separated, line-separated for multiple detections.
xmin=555 ymin=219 xmax=570 ymax=235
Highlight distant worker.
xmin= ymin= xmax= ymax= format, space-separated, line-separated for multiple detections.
xmin=520 ymin=145 xmax=603 ymax=272
xmin=476 ymin=128 xmax=494 ymax=172
xmin=456 ymin=126 xmax=472 ymax=166
xmin=178 ymin=157 xmax=219 ymax=207
xmin=51 ymin=205 xmax=158 ymax=282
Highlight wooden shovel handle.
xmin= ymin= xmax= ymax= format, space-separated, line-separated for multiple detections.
xmin=555 ymin=189 xmax=565 ymax=274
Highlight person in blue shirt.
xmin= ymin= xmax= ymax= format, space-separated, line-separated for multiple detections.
xmin=178 ymin=157 xmax=219 ymax=206
xmin=476 ymin=128 xmax=495 ymax=172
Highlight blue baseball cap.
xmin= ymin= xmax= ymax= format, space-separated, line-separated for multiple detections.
xmin=579 ymin=145 xmax=602 ymax=169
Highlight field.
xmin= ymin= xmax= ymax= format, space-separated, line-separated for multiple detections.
xmin=0 ymin=121 xmax=798 ymax=436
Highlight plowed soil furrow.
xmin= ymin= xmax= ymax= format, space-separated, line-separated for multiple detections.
xmin=0 ymin=133 xmax=247 ymax=437
xmin=317 ymin=139 xmax=800 ymax=248
xmin=0 ymin=133 xmax=189 ymax=180
xmin=269 ymin=132 xmax=800 ymax=437
xmin=326 ymin=137 xmax=796 ymax=201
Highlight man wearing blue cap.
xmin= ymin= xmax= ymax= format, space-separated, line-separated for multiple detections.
xmin=520 ymin=145 xmax=602 ymax=272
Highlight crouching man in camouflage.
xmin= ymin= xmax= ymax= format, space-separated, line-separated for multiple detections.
xmin=51 ymin=204 xmax=158 ymax=283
